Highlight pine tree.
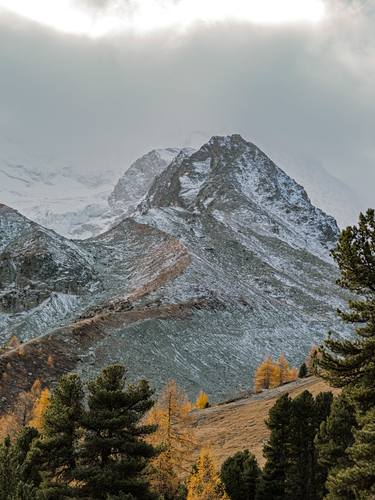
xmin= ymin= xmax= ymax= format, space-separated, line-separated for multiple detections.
xmin=284 ymin=390 xmax=319 ymax=500
xmin=74 ymin=364 xmax=157 ymax=500
xmin=256 ymin=393 xmax=292 ymax=500
xmin=0 ymin=435 xmax=14 ymax=499
xmin=187 ymin=449 xmax=229 ymax=500
xmin=29 ymin=373 xmax=83 ymax=498
xmin=220 ymin=449 xmax=260 ymax=500
xmin=298 ymin=362 xmax=308 ymax=378
xmin=0 ymin=427 xmax=39 ymax=499
xmin=317 ymin=209 xmax=375 ymax=495
xmin=147 ymin=380 xmax=195 ymax=499
xmin=315 ymin=394 xmax=356 ymax=499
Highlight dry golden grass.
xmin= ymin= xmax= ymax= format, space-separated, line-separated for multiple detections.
xmin=188 ymin=376 xmax=340 ymax=468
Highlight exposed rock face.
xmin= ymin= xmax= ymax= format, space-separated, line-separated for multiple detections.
xmin=0 ymin=205 xmax=95 ymax=314
xmin=109 ymin=148 xmax=194 ymax=214
xmin=0 ymin=135 xmax=347 ymax=404
xmin=140 ymin=135 xmax=338 ymax=259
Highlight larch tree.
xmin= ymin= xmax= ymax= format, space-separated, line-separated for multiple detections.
xmin=29 ymin=388 xmax=50 ymax=431
xmin=74 ymin=365 xmax=157 ymax=500
xmin=317 ymin=209 xmax=375 ymax=496
xmin=187 ymin=449 xmax=229 ymax=500
xmin=147 ymin=380 xmax=195 ymax=499
xmin=254 ymin=357 xmax=274 ymax=392
xmin=277 ymin=353 xmax=290 ymax=385
xmin=195 ymin=390 xmax=210 ymax=409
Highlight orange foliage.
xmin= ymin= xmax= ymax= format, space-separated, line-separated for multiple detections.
xmin=187 ymin=449 xmax=229 ymax=500
xmin=29 ymin=388 xmax=50 ymax=430
xmin=195 ymin=390 xmax=210 ymax=409
xmin=254 ymin=354 xmax=298 ymax=392
xmin=146 ymin=380 xmax=195 ymax=498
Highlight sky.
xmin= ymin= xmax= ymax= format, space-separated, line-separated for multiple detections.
xmin=0 ymin=0 xmax=374 ymax=215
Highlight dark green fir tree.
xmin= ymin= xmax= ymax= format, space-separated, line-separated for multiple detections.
xmin=298 ymin=362 xmax=308 ymax=378
xmin=256 ymin=393 xmax=292 ymax=500
xmin=315 ymin=394 xmax=356 ymax=499
xmin=284 ymin=390 xmax=319 ymax=500
xmin=220 ymin=449 xmax=260 ymax=500
xmin=29 ymin=373 xmax=83 ymax=499
xmin=0 ymin=427 xmax=39 ymax=500
xmin=317 ymin=209 xmax=375 ymax=496
xmin=73 ymin=365 xmax=158 ymax=500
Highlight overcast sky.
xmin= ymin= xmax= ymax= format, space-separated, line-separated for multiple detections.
xmin=0 ymin=0 xmax=374 ymax=213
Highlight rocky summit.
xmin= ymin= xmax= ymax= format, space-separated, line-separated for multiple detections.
xmin=0 ymin=135 xmax=347 ymax=407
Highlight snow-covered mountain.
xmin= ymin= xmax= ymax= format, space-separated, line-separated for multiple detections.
xmin=109 ymin=148 xmax=194 ymax=214
xmin=0 ymin=135 xmax=348 ymax=406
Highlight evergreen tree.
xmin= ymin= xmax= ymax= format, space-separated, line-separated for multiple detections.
xmin=315 ymin=392 xmax=334 ymax=425
xmin=284 ymin=390 xmax=318 ymax=500
xmin=74 ymin=365 xmax=157 ymax=500
xmin=29 ymin=373 xmax=83 ymax=499
xmin=0 ymin=427 xmax=39 ymax=499
xmin=298 ymin=362 xmax=307 ymax=378
xmin=0 ymin=436 xmax=14 ymax=499
xmin=315 ymin=394 xmax=356 ymax=499
xmin=256 ymin=393 xmax=292 ymax=500
xmin=317 ymin=209 xmax=375 ymax=495
xmin=220 ymin=449 xmax=260 ymax=500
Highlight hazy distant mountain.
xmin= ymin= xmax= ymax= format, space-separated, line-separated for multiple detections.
xmin=0 ymin=135 xmax=348 ymax=405
xmin=0 ymin=134 xmax=361 ymax=238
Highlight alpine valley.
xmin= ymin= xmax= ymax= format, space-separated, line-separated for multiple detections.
xmin=0 ymin=135 xmax=349 ymax=410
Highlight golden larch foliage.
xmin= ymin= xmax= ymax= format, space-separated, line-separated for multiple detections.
xmin=0 ymin=378 xmax=44 ymax=439
xmin=254 ymin=355 xmax=298 ymax=392
xmin=277 ymin=353 xmax=290 ymax=384
xmin=146 ymin=380 xmax=195 ymax=498
xmin=195 ymin=390 xmax=210 ymax=409
xmin=254 ymin=357 xmax=274 ymax=392
xmin=187 ymin=449 xmax=229 ymax=500
xmin=287 ymin=367 xmax=298 ymax=382
xmin=29 ymin=388 xmax=50 ymax=431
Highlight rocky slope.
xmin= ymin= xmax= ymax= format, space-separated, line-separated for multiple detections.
xmin=0 ymin=135 xmax=349 ymax=406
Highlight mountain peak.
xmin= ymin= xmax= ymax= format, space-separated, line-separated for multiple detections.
xmin=139 ymin=136 xmax=339 ymax=259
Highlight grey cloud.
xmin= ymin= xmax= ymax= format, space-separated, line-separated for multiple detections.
xmin=0 ymin=0 xmax=373 ymax=218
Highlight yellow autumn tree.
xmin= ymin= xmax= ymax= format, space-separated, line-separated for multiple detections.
xmin=0 ymin=378 xmax=44 ymax=439
xmin=195 ymin=390 xmax=210 ymax=409
xmin=187 ymin=449 xmax=229 ymax=500
xmin=29 ymin=387 xmax=50 ymax=430
xmin=254 ymin=357 xmax=275 ymax=392
xmin=287 ymin=367 xmax=298 ymax=382
xmin=146 ymin=380 xmax=195 ymax=499
xmin=277 ymin=353 xmax=290 ymax=385
xmin=14 ymin=379 xmax=42 ymax=428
